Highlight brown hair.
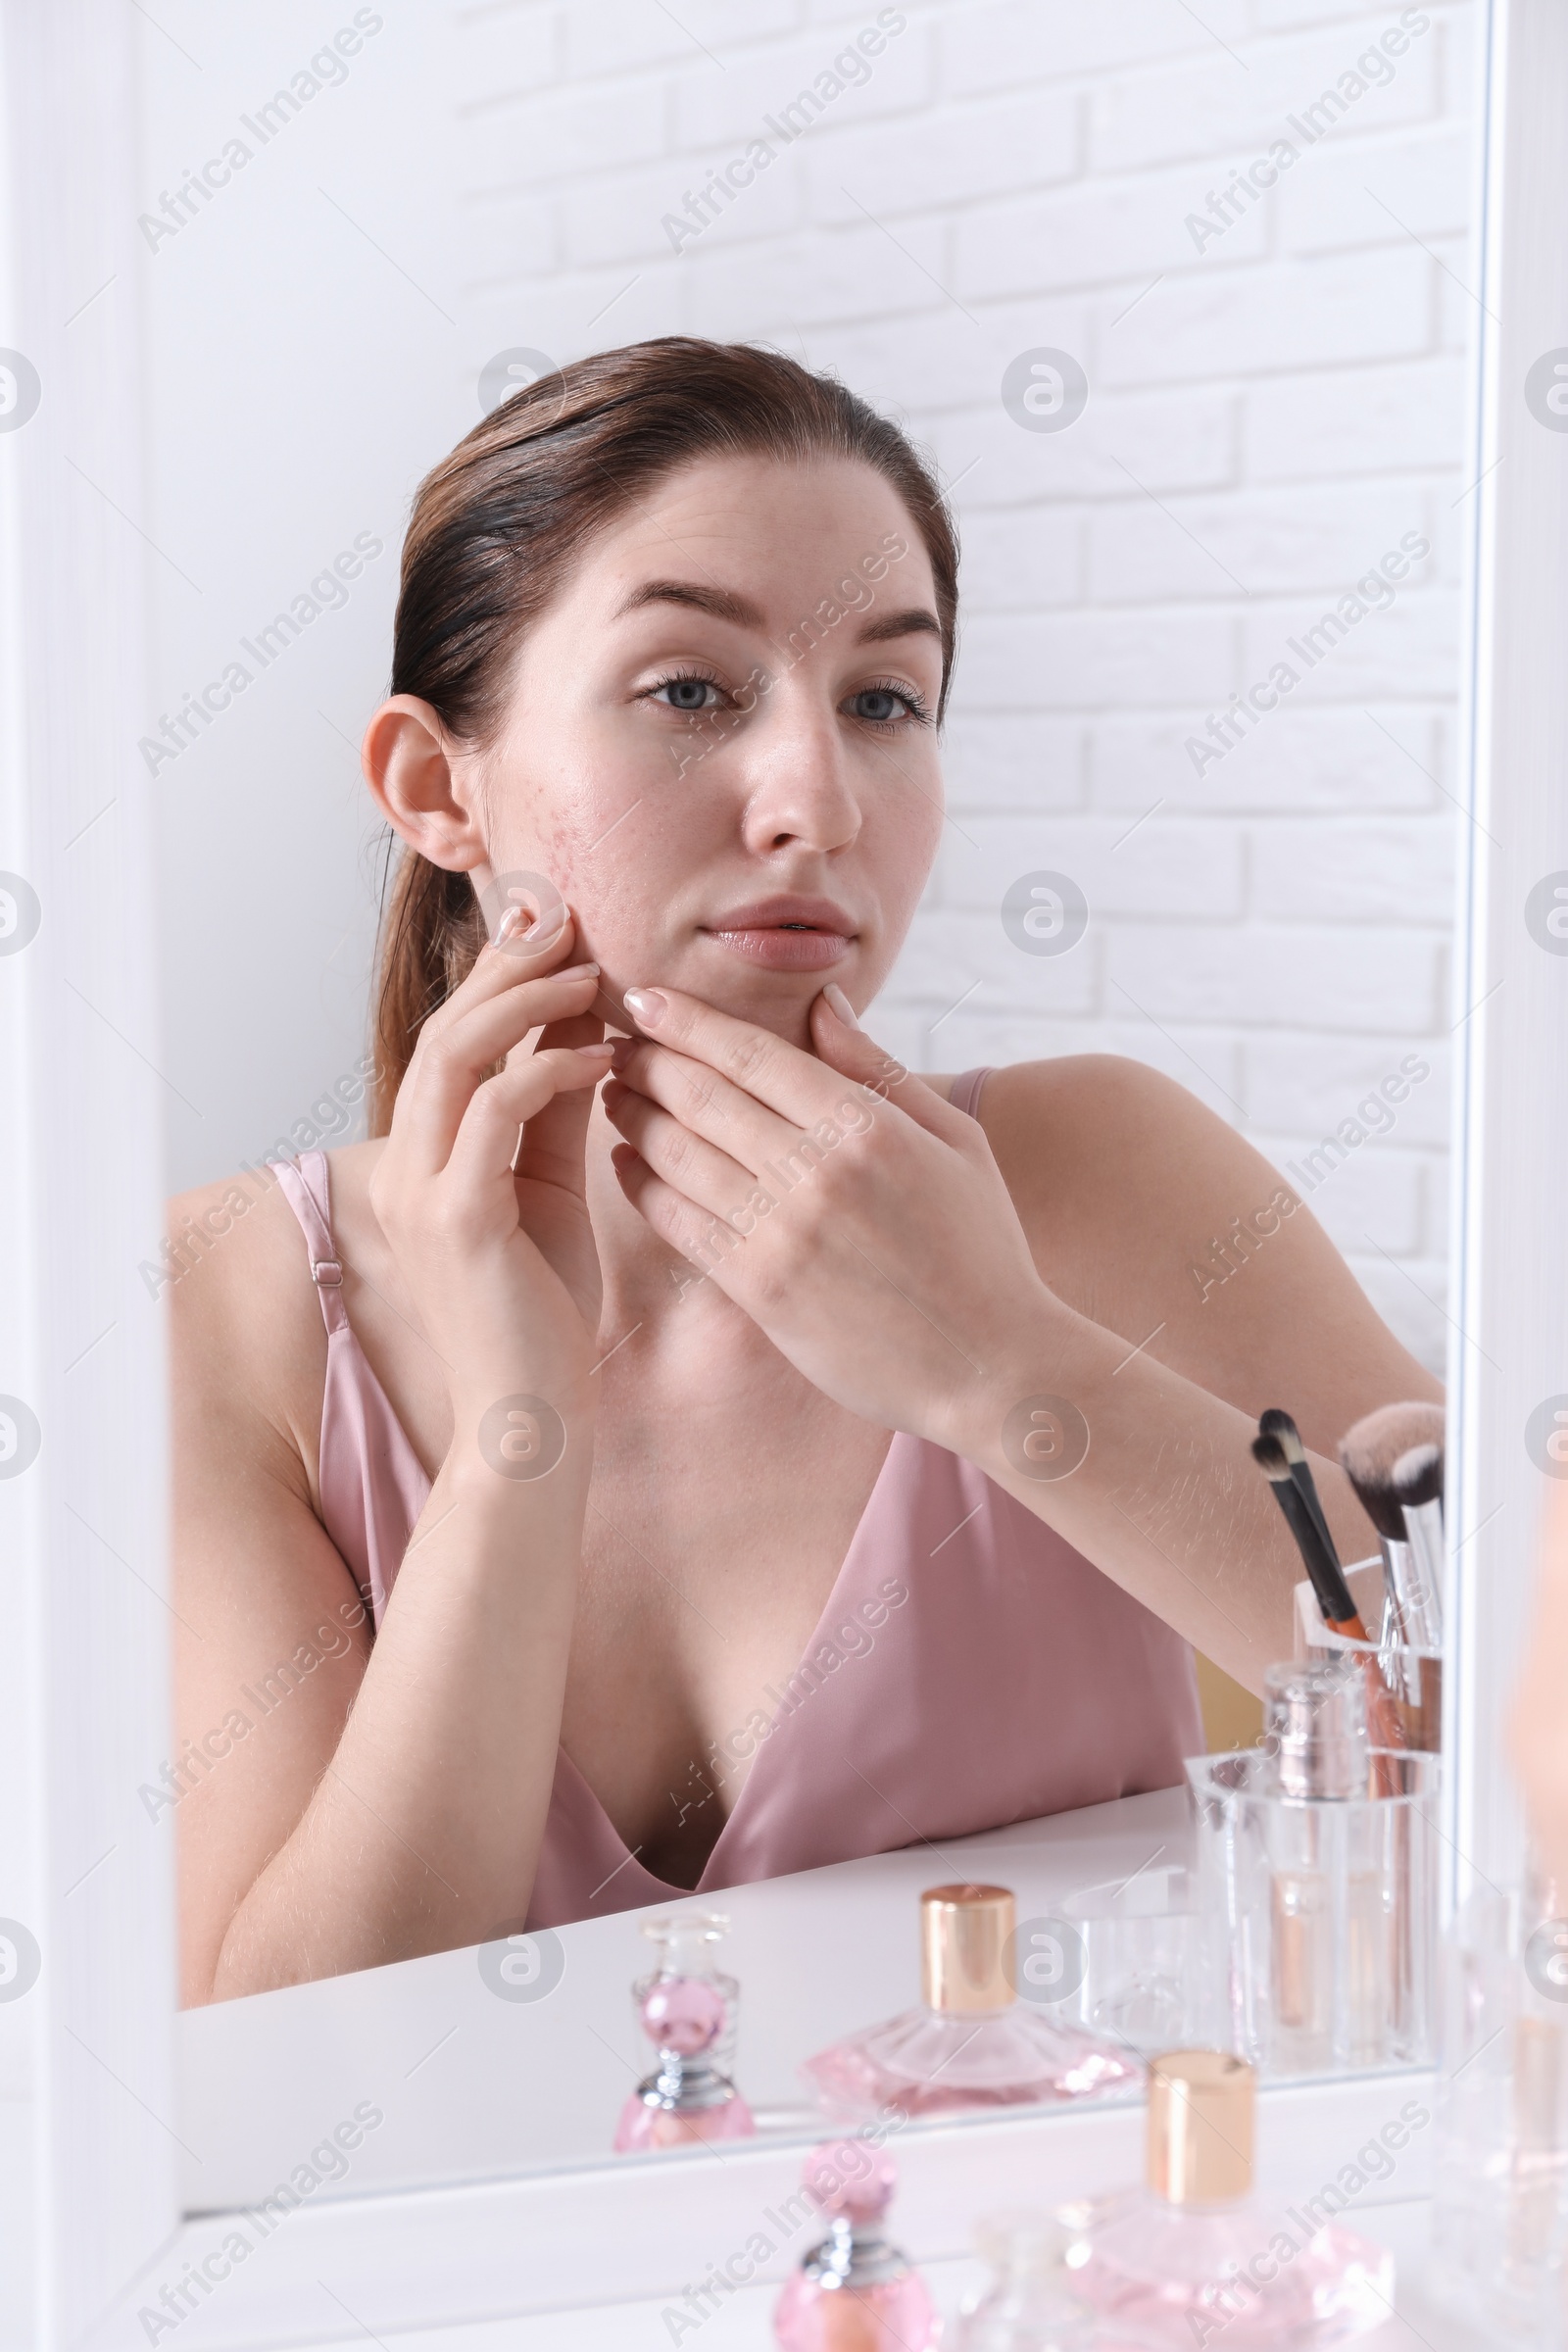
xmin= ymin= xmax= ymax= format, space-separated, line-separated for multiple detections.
xmin=369 ymin=335 xmax=959 ymax=1133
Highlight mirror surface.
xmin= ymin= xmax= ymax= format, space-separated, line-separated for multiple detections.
xmin=137 ymin=0 xmax=1476 ymax=2193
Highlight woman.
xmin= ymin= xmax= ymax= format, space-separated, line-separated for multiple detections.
xmin=170 ymin=338 xmax=1440 ymax=2004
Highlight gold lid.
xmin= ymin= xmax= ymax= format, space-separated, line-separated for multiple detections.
xmin=920 ymin=1883 xmax=1015 ymax=2012
xmin=1147 ymin=2050 xmax=1253 ymax=2205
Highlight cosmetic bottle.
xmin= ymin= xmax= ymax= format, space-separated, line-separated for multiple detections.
xmin=773 ymin=2139 xmax=938 ymax=2349
xmin=1059 ymin=2048 xmax=1394 ymax=2348
xmin=1292 ymin=1561 xmax=1442 ymax=1756
xmin=953 ymin=2212 xmax=1098 ymax=2349
xmin=802 ymin=1883 xmax=1142 ymax=2121
xmin=1262 ymin=1661 xmax=1390 ymax=2071
xmin=613 ymin=1911 xmax=755 ymax=2152
xmin=1187 ymin=1660 xmax=1439 ymax=2072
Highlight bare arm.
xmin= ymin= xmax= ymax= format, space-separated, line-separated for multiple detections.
xmin=967 ymin=1055 xmax=1442 ymax=1689
xmin=172 ymin=1335 xmax=584 ymax=2002
xmin=173 ymin=911 xmax=611 ymax=2003
xmin=602 ymin=996 xmax=1440 ymax=1696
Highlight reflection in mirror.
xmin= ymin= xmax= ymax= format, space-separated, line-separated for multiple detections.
xmin=141 ymin=0 xmax=1472 ymax=2195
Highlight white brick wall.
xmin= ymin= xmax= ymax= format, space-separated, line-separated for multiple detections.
xmin=453 ymin=0 xmax=1475 ymax=1369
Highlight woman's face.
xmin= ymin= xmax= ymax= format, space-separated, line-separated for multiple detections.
xmin=463 ymin=451 xmax=947 ymax=1042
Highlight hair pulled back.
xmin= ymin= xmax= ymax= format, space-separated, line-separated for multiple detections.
xmin=370 ymin=335 xmax=958 ymax=1133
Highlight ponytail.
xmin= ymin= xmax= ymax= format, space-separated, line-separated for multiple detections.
xmin=370 ymin=853 xmax=484 ymax=1137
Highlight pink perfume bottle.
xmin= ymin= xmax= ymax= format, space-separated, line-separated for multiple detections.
xmin=773 ymin=2139 xmax=938 ymax=2349
xmin=1060 ymin=2048 xmax=1395 ymax=2347
xmin=613 ymin=1912 xmax=755 ymax=2153
xmin=803 ymin=1883 xmax=1142 ymax=2120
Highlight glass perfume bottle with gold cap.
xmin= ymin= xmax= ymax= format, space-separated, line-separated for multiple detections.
xmin=1059 ymin=2049 xmax=1393 ymax=2347
xmin=801 ymin=1883 xmax=1141 ymax=2120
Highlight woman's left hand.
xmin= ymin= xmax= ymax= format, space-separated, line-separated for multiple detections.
xmin=603 ymin=985 xmax=1058 ymax=1446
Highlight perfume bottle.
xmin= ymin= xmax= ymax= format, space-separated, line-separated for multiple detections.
xmin=1262 ymin=1661 xmax=1392 ymax=2072
xmin=953 ymin=2212 xmax=1097 ymax=2349
xmin=773 ymin=2139 xmax=938 ymax=2349
xmin=1060 ymin=2048 xmax=1394 ymax=2348
xmin=803 ymin=1883 xmax=1142 ymax=2120
xmin=1187 ymin=1662 xmax=1439 ymax=2073
xmin=612 ymin=1911 xmax=755 ymax=2152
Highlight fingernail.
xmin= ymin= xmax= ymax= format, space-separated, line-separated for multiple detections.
xmin=623 ymin=987 xmax=666 ymax=1027
xmin=558 ymin=962 xmax=600 ymax=981
xmin=822 ymin=982 xmax=862 ymax=1031
xmin=493 ymin=905 xmax=523 ymax=947
xmin=574 ymin=1041 xmax=615 ymax=1059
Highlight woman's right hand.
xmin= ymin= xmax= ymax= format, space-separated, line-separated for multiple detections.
xmin=183 ymin=902 xmax=612 ymax=1997
xmin=368 ymin=904 xmax=612 ymax=1422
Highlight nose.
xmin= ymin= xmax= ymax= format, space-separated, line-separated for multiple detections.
xmin=736 ymin=689 xmax=861 ymax=858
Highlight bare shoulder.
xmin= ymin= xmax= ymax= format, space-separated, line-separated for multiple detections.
xmin=972 ymin=1054 xmax=1263 ymax=1223
xmin=164 ymin=1162 xmax=329 ymax=1483
xmin=956 ymin=1054 xmax=1439 ymax=1438
xmin=927 ymin=1051 xmax=1271 ymax=1298
xmin=165 ymin=1141 xmax=395 ymax=1478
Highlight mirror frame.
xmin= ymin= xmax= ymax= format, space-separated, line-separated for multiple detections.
xmin=11 ymin=0 xmax=1567 ymax=2335
xmin=1444 ymin=0 xmax=1568 ymax=1912
xmin=3 ymin=3 xmax=177 ymax=2345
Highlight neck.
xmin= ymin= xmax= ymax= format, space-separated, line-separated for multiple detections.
xmin=583 ymin=1099 xmax=761 ymax=1356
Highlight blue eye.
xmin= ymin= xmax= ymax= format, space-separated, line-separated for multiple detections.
xmin=848 ymin=685 xmax=925 ymax=725
xmin=652 ymin=675 xmax=721 ymax=711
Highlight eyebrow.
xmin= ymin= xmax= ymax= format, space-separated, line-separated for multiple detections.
xmin=612 ymin=578 xmax=943 ymax=650
xmin=855 ymin=605 xmax=943 ymax=648
xmin=612 ymin=579 xmax=763 ymax=627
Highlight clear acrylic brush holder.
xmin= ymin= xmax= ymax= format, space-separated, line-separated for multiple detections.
xmin=1187 ymin=1744 xmax=1441 ymax=2076
xmin=1295 ymin=1558 xmax=1443 ymax=1753
xmin=1430 ymin=1883 xmax=1568 ymax=2344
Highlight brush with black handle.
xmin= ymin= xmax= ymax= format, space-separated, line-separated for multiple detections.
xmin=1252 ymin=1430 xmax=1361 ymax=1633
xmin=1259 ymin=1406 xmax=1338 ymax=1567
xmin=1252 ymin=1430 xmax=1406 ymax=1757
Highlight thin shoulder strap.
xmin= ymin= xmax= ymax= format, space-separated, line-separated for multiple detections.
xmin=269 ymin=1152 xmax=348 ymax=1335
xmin=948 ymin=1065 xmax=995 ymax=1121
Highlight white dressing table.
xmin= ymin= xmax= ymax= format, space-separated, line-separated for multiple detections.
xmin=82 ymin=1787 xmax=1483 ymax=2351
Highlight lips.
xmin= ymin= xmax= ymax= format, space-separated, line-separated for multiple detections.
xmin=701 ymin=895 xmax=858 ymax=972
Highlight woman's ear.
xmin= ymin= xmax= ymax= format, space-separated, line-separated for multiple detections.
xmin=362 ymin=695 xmax=487 ymax=871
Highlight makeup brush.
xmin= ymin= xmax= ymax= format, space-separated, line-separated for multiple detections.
xmin=1339 ymin=1405 xmax=1446 ymax=1666
xmin=1258 ymin=1407 xmax=1339 ymax=1566
xmin=1253 ymin=1433 xmax=1407 ymax=1769
xmin=1391 ymin=1439 xmax=1446 ymax=1650
xmin=1252 ymin=1432 xmax=1363 ymax=1636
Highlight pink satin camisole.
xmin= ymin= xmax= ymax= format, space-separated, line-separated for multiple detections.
xmin=270 ymin=1069 xmax=1202 ymax=1930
